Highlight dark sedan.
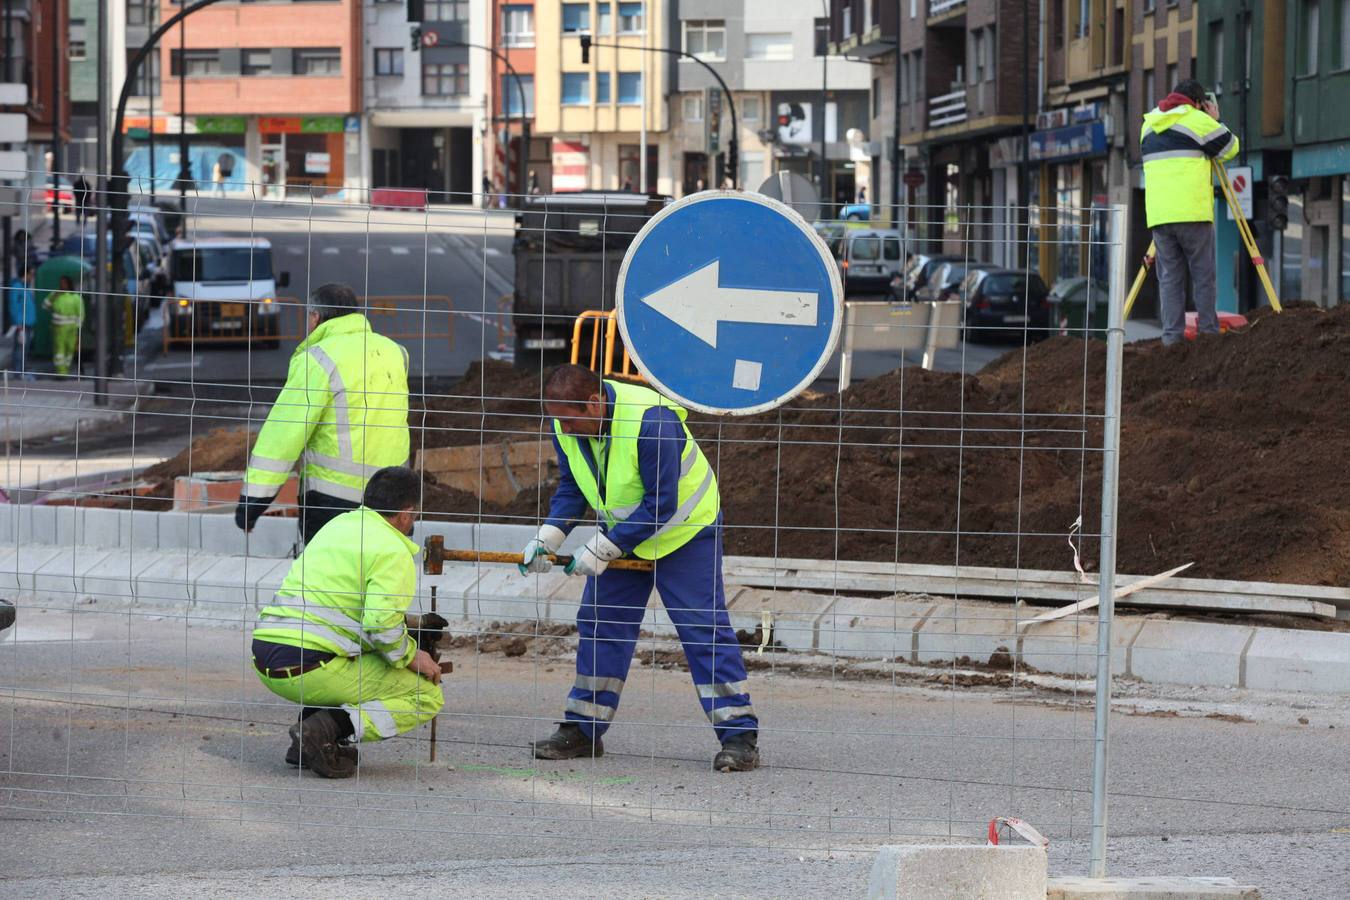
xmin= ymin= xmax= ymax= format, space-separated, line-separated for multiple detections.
xmin=959 ymin=268 xmax=1053 ymax=342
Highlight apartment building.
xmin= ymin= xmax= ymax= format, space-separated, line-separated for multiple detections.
xmin=363 ymin=0 xmax=489 ymax=203
xmin=1200 ymin=0 xmax=1350 ymax=310
xmin=487 ymin=0 xmax=542 ymax=194
xmin=1 ymin=0 xmax=72 ymax=182
xmin=117 ymin=0 xmax=363 ymax=198
xmin=675 ymin=1 xmax=872 ymax=205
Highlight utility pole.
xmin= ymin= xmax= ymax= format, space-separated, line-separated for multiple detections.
xmin=1018 ymin=0 xmax=1031 ymax=269
xmin=890 ymin=1 xmax=902 ymax=230
xmin=50 ymin=0 xmax=63 ymax=251
xmin=818 ymin=0 xmax=828 ymax=211
xmin=638 ymin=0 xmax=647 ymax=192
xmin=94 ymin=0 xmax=109 ymax=399
xmin=2 ymin=0 xmax=14 ymax=282
xmin=178 ymin=18 xmax=189 ymax=211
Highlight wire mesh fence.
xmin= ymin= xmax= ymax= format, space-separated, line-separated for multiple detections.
xmin=0 ymin=169 xmax=1129 ymax=874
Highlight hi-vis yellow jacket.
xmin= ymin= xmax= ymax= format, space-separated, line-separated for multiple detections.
xmin=253 ymin=506 xmax=419 ymax=666
xmin=243 ymin=314 xmax=410 ymax=505
xmin=1140 ymin=104 xmax=1239 ymax=227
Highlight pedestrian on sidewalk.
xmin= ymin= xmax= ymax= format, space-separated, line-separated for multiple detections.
xmin=72 ymin=173 xmax=92 ymax=225
xmin=1140 ymin=78 xmax=1240 ymax=345
xmin=522 ymin=365 xmax=760 ymax=773
xmin=44 ymin=275 xmax=85 ymax=376
xmin=6 ymin=269 xmax=39 ymax=380
xmin=234 ymin=283 xmax=410 ymax=545
xmin=252 ymin=466 xmax=444 ymax=778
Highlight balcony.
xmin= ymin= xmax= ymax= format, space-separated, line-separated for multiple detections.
xmin=928 ymin=89 xmax=968 ymax=129
xmin=929 ymin=0 xmax=967 ymax=24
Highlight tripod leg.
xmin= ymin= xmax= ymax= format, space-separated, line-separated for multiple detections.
xmin=1123 ymin=241 xmax=1157 ymax=322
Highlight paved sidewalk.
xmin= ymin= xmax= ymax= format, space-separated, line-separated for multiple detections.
xmin=0 ymin=375 xmax=147 ymax=444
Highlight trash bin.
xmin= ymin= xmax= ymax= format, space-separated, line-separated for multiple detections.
xmin=1048 ymin=276 xmax=1110 ymax=338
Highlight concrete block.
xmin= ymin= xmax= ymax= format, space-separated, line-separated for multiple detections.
xmin=915 ymin=602 xmax=1021 ymax=666
xmin=422 ymin=566 xmax=488 ymax=619
xmin=80 ymin=550 xmax=157 ymax=603
xmin=1243 ymin=627 xmax=1350 ymax=694
xmin=726 ymin=589 xmax=835 ymax=652
xmin=27 ymin=503 xmax=59 ymax=545
xmin=132 ymin=554 xmax=207 ymax=606
xmin=197 ymin=513 xmax=253 ymax=558
xmin=0 ymin=545 xmax=62 ymax=593
xmin=78 ymin=507 xmax=122 ymax=548
xmin=118 ymin=509 xmax=162 ymax=551
xmin=1019 ymin=616 xmax=1141 ymax=678
xmin=474 ymin=522 xmax=536 ymax=553
xmin=1130 ymin=620 xmax=1251 ymax=688
xmin=543 ymin=575 xmax=586 ymax=625
xmin=867 ymin=844 xmax=1047 ymax=900
xmin=1047 ymin=875 xmax=1260 ymax=898
xmin=818 ymin=596 xmax=936 ymax=659
xmin=193 ymin=556 xmax=265 ymax=623
xmin=0 ymin=505 xmax=12 ymax=544
xmin=53 ymin=505 xmax=85 ymax=547
xmin=32 ymin=549 xmax=112 ymax=601
xmin=251 ymin=558 xmax=296 ymax=610
xmin=244 ymin=514 xmax=299 ymax=558
xmin=465 ymin=568 xmax=549 ymax=624
xmin=155 ymin=511 xmax=199 ymax=552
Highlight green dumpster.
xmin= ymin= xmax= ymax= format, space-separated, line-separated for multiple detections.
xmin=1048 ymin=276 xmax=1110 ymax=339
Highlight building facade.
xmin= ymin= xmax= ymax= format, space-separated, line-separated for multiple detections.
xmin=117 ymin=0 xmax=364 ymax=199
xmin=1199 ymin=0 xmax=1350 ymax=310
xmin=676 ymin=0 xmax=872 ymax=205
xmin=2 ymin=0 xmax=72 ymax=184
xmin=487 ymin=0 xmax=541 ymax=195
xmin=363 ymin=0 xmax=488 ymax=204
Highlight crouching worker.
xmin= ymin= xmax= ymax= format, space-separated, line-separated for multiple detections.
xmin=252 ymin=466 xmax=444 ymax=778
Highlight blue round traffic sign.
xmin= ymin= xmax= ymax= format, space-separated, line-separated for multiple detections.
xmin=616 ymin=191 xmax=843 ymax=416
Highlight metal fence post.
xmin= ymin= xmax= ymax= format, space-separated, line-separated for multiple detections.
xmin=1089 ymin=204 xmax=1129 ymax=877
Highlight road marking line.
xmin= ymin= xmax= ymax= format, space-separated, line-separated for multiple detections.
xmin=321 ymin=247 xmax=339 ymax=255
xmin=390 ymin=247 xmax=411 ymax=255
xmin=429 ymin=246 xmax=446 ymax=255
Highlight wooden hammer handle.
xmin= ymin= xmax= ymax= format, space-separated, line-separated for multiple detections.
xmin=441 ymin=549 xmax=655 ymax=572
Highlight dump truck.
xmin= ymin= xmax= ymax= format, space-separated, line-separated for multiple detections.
xmin=511 ymin=191 xmax=667 ymax=369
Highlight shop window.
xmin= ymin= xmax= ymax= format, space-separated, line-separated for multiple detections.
xmin=293 ymin=48 xmax=341 ymax=76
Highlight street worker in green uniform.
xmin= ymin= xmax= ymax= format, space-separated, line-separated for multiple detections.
xmin=45 ymin=275 xmax=85 ymax=376
xmin=234 ymin=282 xmax=410 ymax=544
xmin=1140 ymin=78 xmax=1239 ymax=345
xmin=523 ymin=365 xmax=760 ymax=772
xmin=252 ymin=466 xmax=444 ymax=778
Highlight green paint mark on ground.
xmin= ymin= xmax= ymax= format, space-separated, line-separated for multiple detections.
xmin=459 ymin=764 xmax=633 ymax=786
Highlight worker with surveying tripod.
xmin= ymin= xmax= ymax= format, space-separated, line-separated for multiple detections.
xmin=1140 ymin=79 xmax=1239 ymax=345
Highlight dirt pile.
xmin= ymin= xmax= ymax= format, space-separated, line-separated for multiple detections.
xmin=144 ymin=427 xmax=258 ymax=481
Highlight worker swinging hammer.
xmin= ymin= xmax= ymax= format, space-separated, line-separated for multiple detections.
xmin=520 ymin=365 xmax=761 ymax=772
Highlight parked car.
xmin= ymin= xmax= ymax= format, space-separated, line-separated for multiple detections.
xmin=959 ymin=268 xmax=1053 ymax=342
xmin=813 ymin=221 xmax=848 ymax=260
xmin=128 ymin=204 xmax=173 ymax=244
xmin=838 ymin=228 xmax=904 ymax=296
xmin=916 ymin=261 xmax=999 ymax=303
xmin=839 ymin=202 xmax=872 ymax=221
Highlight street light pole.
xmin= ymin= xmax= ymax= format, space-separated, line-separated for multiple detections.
xmin=49 ymin=0 xmax=63 ymax=252
xmin=178 ymin=17 xmax=188 ymax=210
xmin=581 ymin=34 xmax=739 ymax=188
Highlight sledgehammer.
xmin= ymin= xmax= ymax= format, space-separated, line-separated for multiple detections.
xmin=423 ymin=537 xmax=656 ymax=572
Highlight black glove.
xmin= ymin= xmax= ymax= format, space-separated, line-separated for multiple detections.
xmin=234 ymin=494 xmax=271 ymax=532
xmin=407 ymin=612 xmax=450 ymax=657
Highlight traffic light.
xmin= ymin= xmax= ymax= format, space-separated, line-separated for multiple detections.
xmin=410 ymin=26 xmax=422 ymax=51
xmin=580 ymin=34 xmax=591 ymax=64
xmin=1267 ymin=174 xmax=1290 ymax=232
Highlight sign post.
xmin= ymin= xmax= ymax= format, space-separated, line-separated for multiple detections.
xmin=617 ymin=192 xmax=843 ymax=415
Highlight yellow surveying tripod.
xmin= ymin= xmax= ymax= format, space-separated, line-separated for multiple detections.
xmin=1123 ymin=161 xmax=1284 ymax=320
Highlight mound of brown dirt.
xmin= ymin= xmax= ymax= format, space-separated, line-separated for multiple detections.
xmin=416 ymin=360 xmax=550 ymax=448
xmin=143 ymin=427 xmax=258 ymax=480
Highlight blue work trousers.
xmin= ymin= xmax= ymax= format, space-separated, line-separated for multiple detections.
xmin=564 ymin=528 xmax=757 ymax=743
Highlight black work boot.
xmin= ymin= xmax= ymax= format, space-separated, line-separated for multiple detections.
xmin=713 ymin=731 xmax=759 ymax=772
xmin=533 ymin=722 xmax=604 ymax=760
xmin=287 ymin=710 xmax=357 ymax=779
xmin=286 ymin=724 xmax=358 ymax=769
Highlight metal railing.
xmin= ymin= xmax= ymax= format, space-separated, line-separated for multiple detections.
xmin=929 ymin=88 xmax=969 ymax=128
xmin=930 ymin=0 xmax=967 ymax=15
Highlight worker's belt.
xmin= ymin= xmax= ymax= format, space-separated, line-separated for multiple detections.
xmin=253 ymin=653 xmax=334 ymax=679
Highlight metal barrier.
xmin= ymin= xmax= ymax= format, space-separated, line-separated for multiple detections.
xmin=569 ymin=309 xmax=644 ymax=381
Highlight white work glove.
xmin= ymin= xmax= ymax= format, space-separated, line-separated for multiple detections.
xmin=518 ymin=524 xmax=566 ymax=575
xmin=564 ymin=532 xmax=624 ymax=578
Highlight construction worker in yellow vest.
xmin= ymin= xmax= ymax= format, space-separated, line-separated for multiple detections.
xmin=45 ymin=275 xmax=85 ymax=376
xmin=522 ymin=365 xmax=760 ymax=772
xmin=252 ymin=466 xmax=444 ymax=778
xmin=234 ymin=283 xmax=410 ymax=543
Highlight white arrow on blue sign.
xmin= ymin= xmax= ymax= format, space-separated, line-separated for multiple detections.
xmin=616 ymin=191 xmax=843 ymax=415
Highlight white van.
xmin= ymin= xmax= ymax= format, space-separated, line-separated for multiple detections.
xmin=166 ymin=237 xmax=290 ymax=347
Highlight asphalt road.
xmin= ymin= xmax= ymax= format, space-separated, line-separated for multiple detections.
xmin=136 ymin=199 xmax=517 ymax=388
xmin=2 ymin=608 xmax=1347 ymax=897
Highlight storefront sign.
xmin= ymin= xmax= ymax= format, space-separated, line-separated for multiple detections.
xmin=1029 ymin=122 xmax=1107 ymax=163
xmin=305 ymin=152 xmax=332 ymax=175
xmin=344 ymin=115 xmax=361 ymax=134
xmin=258 ymin=116 xmax=347 ymax=135
xmin=197 ymin=116 xmax=248 ymax=134
xmin=551 ymin=140 xmax=589 ymax=192
xmin=122 ymin=115 xmax=246 ymax=135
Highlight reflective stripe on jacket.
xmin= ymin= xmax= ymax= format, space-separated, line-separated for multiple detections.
xmin=45 ymin=291 xmax=85 ymax=327
xmin=253 ymin=506 xmax=419 ymax=666
xmin=1140 ymin=104 xmax=1240 ymax=227
xmin=552 ymin=380 xmax=719 ymax=560
xmin=244 ymin=313 xmax=410 ymax=504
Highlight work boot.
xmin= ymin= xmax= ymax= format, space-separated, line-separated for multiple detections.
xmin=287 ymin=710 xmax=357 ymax=779
xmin=713 ymin=731 xmax=759 ymax=772
xmin=533 ymin=722 xmax=603 ymax=760
xmin=286 ymin=729 xmax=358 ymax=769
